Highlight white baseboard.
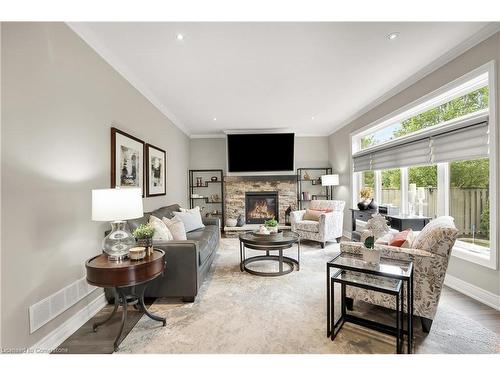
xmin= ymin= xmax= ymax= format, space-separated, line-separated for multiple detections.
xmin=444 ymin=274 xmax=500 ymax=311
xmin=31 ymin=292 xmax=107 ymax=353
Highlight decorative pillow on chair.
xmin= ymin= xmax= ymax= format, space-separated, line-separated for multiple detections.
xmin=173 ymin=206 xmax=205 ymax=232
xmin=303 ymin=209 xmax=324 ymax=221
xmin=162 ymin=216 xmax=187 ymax=240
xmin=389 ymin=229 xmax=414 ymax=248
xmin=149 ymin=215 xmax=173 ymax=241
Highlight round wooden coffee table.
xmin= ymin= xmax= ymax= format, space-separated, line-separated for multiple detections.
xmin=239 ymin=231 xmax=300 ymax=276
xmin=85 ymin=249 xmax=166 ymax=351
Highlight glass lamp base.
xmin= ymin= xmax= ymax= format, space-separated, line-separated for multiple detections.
xmin=103 ymin=221 xmax=135 ymax=261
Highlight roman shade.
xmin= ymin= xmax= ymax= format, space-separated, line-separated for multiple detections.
xmin=353 ymin=112 xmax=489 ymax=172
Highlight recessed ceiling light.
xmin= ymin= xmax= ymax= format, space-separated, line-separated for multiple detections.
xmin=213 ymin=117 xmax=217 ymax=121
xmin=176 ymin=33 xmax=184 ymax=41
xmin=311 ymin=116 xmax=315 ymax=120
xmin=387 ymin=32 xmax=400 ymax=41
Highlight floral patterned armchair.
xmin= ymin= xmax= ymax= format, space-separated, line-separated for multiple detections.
xmin=291 ymin=200 xmax=345 ymax=248
xmin=340 ymin=216 xmax=459 ymax=333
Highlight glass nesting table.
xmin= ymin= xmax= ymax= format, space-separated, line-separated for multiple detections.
xmin=327 ymin=252 xmax=414 ymax=354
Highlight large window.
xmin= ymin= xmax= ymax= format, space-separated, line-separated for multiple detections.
xmin=381 ymin=169 xmax=401 ymax=208
xmin=361 ymin=80 xmax=489 ymax=150
xmin=450 ymin=158 xmax=490 ymax=253
xmin=408 ymin=165 xmax=438 ymax=218
xmin=352 ymin=62 xmax=496 ymax=269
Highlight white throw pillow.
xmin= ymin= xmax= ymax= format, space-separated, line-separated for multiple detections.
xmin=173 ymin=207 xmax=205 ymax=233
xmin=162 ymin=216 xmax=187 ymax=240
xmin=179 ymin=206 xmax=200 ymax=214
xmin=149 ymin=215 xmax=173 ymax=241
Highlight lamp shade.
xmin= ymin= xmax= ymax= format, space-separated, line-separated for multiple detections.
xmin=92 ymin=188 xmax=143 ymax=221
xmin=321 ymin=174 xmax=339 ymax=186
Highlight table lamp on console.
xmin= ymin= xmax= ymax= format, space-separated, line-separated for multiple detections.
xmin=92 ymin=187 xmax=143 ymax=261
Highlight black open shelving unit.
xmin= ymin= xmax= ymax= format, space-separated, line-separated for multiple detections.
xmin=297 ymin=167 xmax=333 ymax=210
xmin=188 ymin=169 xmax=225 ymax=227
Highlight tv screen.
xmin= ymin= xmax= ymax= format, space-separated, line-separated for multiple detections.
xmin=227 ymin=133 xmax=295 ymax=172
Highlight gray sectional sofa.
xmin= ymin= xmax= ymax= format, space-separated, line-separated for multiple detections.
xmin=104 ymin=204 xmax=220 ymax=303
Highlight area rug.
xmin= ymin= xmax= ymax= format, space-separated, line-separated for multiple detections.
xmin=118 ymin=238 xmax=499 ymax=354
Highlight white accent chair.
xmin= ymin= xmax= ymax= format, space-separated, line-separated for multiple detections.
xmin=291 ymin=200 xmax=345 ymax=248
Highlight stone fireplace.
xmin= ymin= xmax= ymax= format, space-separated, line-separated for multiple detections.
xmin=245 ymin=191 xmax=279 ymax=224
xmin=224 ymin=175 xmax=297 ymax=225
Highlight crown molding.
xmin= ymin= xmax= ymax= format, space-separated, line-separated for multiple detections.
xmin=66 ymin=22 xmax=191 ymax=137
xmin=190 ymin=131 xmax=330 ymax=139
xmin=328 ymin=22 xmax=500 ymax=136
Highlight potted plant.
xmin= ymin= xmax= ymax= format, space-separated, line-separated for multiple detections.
xmin=264 ymin=218 xmax=279 ymax=233
xmin=358 ymin=187 xmax=377 ymax=210
xmin=361 ymin=233 xmax=380 ymax=264
xmin=361 ymin=214 xmax=389 ymax=264
xmin=133 ymin=224 xmax=155 ymax=255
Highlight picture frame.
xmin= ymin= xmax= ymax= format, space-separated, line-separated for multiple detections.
xmin=111 ymin=127 xmax=145 ymax=196
xmin=145 ymin=144 xmax=167 ymax=197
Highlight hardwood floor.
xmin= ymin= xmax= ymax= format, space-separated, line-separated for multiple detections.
xmin=54 ymin=286 xmax=499 ymax=354
xmin=54 ymin=297 xmax=156 ymax=354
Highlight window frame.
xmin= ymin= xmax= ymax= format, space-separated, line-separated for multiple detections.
xmin=350 ymin=61 xmax=497 ymax=270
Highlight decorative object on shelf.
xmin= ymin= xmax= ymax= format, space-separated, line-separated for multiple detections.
xmin=408 ymin=183 xmax=417 ymax=216
xmin=133 ymin=224 xmax=155 ymax=255
xmin=357 ymin=187 xmax=374 ymax=211
xmin=301 ymin=191 xmax=311 ymax=201
xmin=303 ymin=171 xmax=311 ymax=180
xmin=417 ymin=187 xmax=426 ymax=217
xmin=111 ymin=127 xmax=145 ymax=196
xmin=191 ymin=193 xmax=201 ymax=198
xmin=211 ymin=176 xmax=218 ymax=182
xmin=236 ymin=214 xmax=245 ymax=227
xmin=128 ymin=247 xmax=146 ymax=260
xmin=196 ymin=177 xmax=203 ymax=187
xmin=145 ymin=144 xmax=166 ymax=197
xmin=264 ymin=218 xmax=279 ymax=233
xmin=92 ymin=187 xmax=143 ymax=261
xmin=285 ymin=205 xmax=292 ymax=226
xmin=226 ymin=218 xmax=237 ymax=227
xmin=256 ymin=225 xmax=270 ymax=235
xmin=210 ymin=194 xmax=220 ymax=203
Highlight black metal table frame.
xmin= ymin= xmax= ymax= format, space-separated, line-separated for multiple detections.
xmin=92 ymin=279 xmax=166 ymax=351
xmin=330 ymin=269 xmax=404 ymax=353
xmin=326 ymin=254 xmax=414 ymax=354
xmin=239 ymin=239 xmax=300 ymax=277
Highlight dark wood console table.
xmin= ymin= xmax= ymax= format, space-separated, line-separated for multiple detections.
xmin=350 ymin=209 xmax=431 ymax=241
xmin=85 ymin=249 xmax=166 ymax=351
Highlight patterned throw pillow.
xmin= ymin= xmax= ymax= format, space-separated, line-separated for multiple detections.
xmin=162 ymin=216 xmax=187 ymax=240
xmin=303 ymin=209 xmax=323 ymax=221
xmin=148 ymin=215 xmax=173 ymax=241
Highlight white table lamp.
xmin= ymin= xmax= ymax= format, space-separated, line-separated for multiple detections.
xmin=321 ymin=174 xmax=339 ymax=187
xmin=92 ymin=188 xmax=143 ymax=260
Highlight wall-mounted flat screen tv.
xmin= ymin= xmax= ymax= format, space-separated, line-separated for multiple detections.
xmin=227 ymin=133 xmax=295 ymax=172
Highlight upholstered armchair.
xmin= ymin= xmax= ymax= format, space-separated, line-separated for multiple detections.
xmin=340 ymin=216 xmax=459 ymax=333
xmin=291 ymin=200 xmax=345 ymax=248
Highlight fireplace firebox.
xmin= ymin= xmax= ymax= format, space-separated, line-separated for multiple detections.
xmin=245 ymin=191 xmax=279 ymax=224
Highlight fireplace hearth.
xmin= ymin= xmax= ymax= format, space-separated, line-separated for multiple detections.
xmin=245 ymin=191 xmax=279 ymax=224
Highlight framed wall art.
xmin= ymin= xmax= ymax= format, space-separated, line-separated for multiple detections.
xmin=145 ymin=144 xmax=167 ymax=197
xmin=111 ymin=127 xmax=145 ymax=196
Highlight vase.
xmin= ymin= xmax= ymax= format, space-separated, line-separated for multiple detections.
xmin=136 ymin=237 xmax=153 ymax=255
xmin=368 ymin=199 xmax=378 ymax=210
xmin=226 ymin=218 xmax=237 ymax=227
xmin=362 ymin=248 xmax=381 ymax=264
xmin=357 ymin=200 xmax=370 ymax=210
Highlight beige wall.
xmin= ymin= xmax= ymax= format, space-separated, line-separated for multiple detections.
xmin=329 ymin=33 xmax=500 ymax=295
xmin=1 ymin=22 xmax=190 ymax=348
xmin=190 ymin=136 xmax=330 ymax=172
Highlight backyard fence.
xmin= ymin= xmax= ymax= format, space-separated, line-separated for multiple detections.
xmin=381 ymin=187 xmax=488 ymax=236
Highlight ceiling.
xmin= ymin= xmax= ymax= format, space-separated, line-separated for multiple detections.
xmin=69 ymin=22 xmax=496 ymax=137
